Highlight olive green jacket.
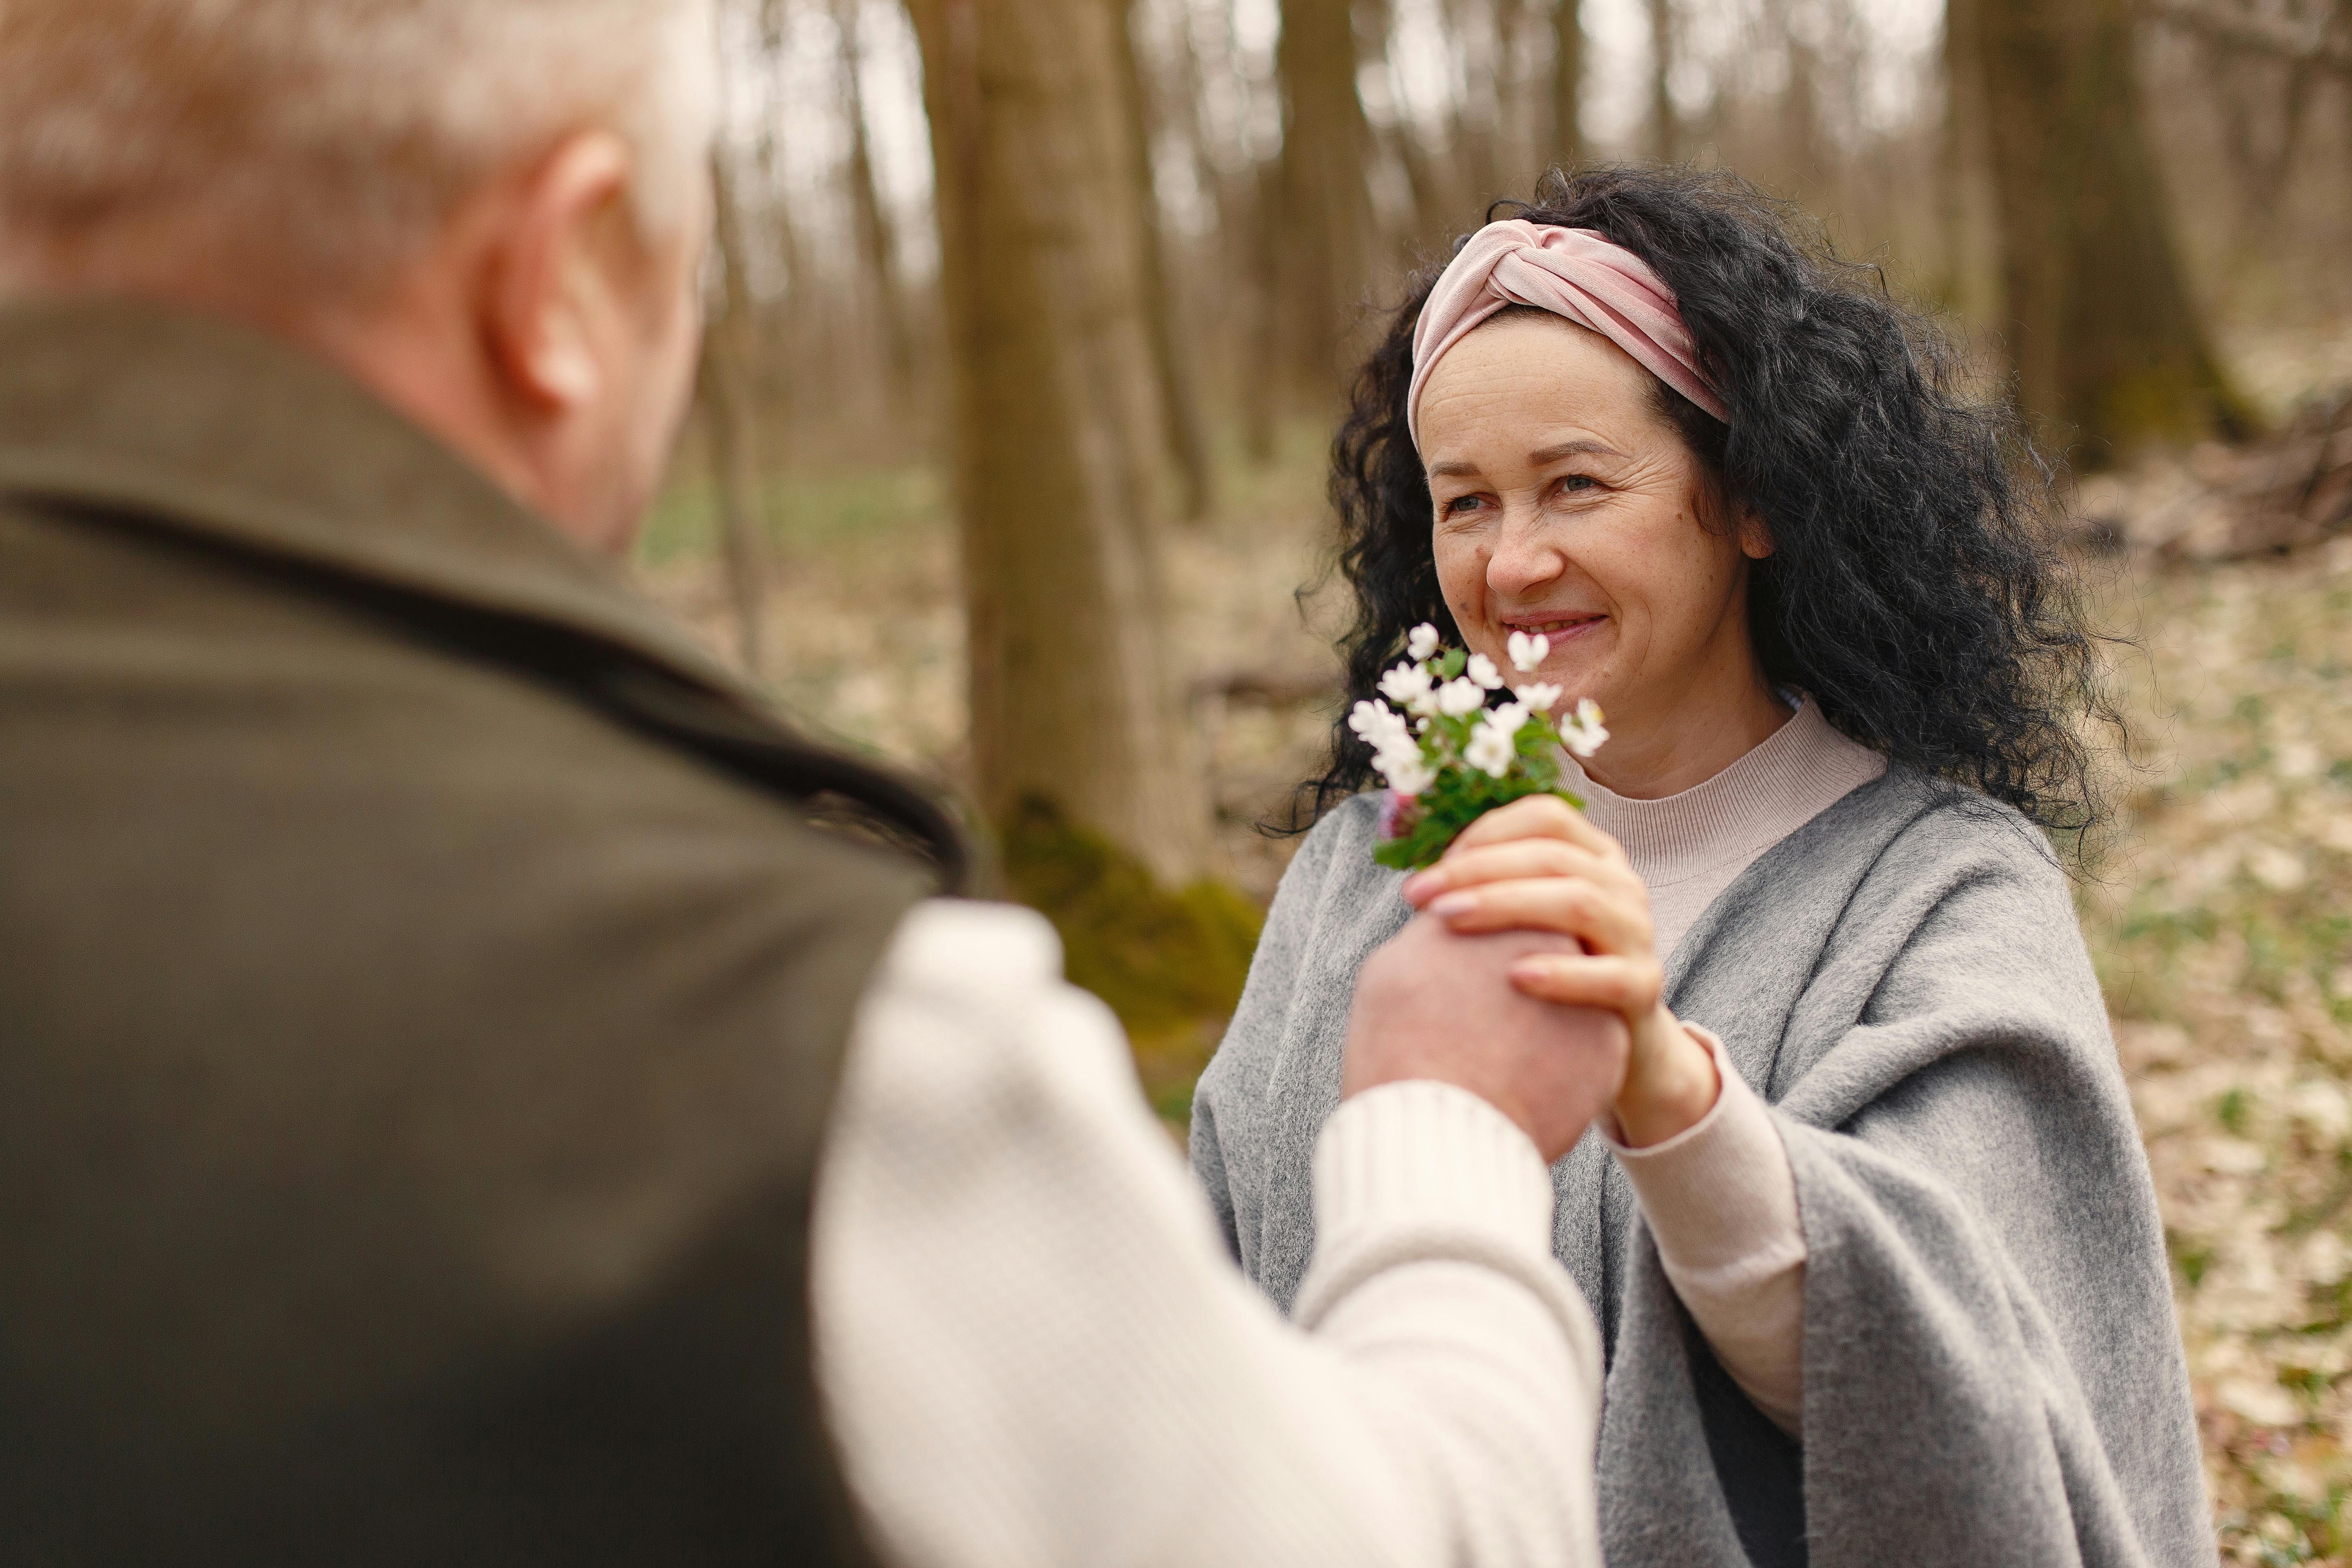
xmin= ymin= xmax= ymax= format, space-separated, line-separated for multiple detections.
xmin=0 ymin=300 xmax=958 ymax=1564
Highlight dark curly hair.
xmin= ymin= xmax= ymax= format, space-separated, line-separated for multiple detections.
xmin=1292 ymin=163 xmax=2119 ymax=843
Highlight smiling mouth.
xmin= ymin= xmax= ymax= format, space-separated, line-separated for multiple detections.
xmin=1504 ymin=615 xmax=1606 ymax=638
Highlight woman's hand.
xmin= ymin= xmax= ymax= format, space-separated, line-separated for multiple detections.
xmin=1397 ymin=794 xmax=1719 ymax=1147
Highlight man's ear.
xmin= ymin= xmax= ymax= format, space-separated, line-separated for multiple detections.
xmin=482 ymin=129 xmax=638 ymax=414
xmin=1736 ymin=501 xmax=1774 ymax=561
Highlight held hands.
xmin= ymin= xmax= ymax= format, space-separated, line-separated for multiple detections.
xmin=1342 ymin=917 xmax=1628 ymax=1163
xmin=1398 ymin=795 xmax=1721 ymax=1148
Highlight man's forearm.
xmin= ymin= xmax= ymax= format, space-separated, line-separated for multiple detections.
xmin=1290 ymin=1082 xmax=1604 ymax=1568
xmin=811 ymin=900 xmax=1603 ymax=1568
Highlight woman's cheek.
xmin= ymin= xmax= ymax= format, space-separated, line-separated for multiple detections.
xmin=1430 ymin=533 xmax=1483 ymax=628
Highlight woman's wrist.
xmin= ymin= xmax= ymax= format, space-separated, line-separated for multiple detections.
xmin=1613 ymin=1005 xmax=1721 ymax=1148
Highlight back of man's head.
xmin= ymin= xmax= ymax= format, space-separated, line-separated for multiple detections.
xmin=0 ymin=0 xmax=723 ymax=551
xmin=0 ymin=0 xmax=713 ymax=316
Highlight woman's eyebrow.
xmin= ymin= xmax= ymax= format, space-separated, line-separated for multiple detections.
xmin=1528 ymin=439 xmax=1622 ymax=463
xmin=1427 ymin=439 xmax=1622 ymax=479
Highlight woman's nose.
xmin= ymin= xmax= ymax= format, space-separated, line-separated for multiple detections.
xmin=1485 ymin=507 xmax=1565 ymax=601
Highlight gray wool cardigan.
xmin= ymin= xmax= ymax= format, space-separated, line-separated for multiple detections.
xmin=1190 ymin=768 xmax=2211 ymax=1568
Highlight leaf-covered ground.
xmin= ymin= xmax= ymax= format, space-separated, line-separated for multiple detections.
xmin=2092 ymin=538 xmax=2352 ymax=1564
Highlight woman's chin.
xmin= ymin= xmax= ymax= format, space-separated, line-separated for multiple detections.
xmin=1535 ymin=658 xmax=1612 ymax=708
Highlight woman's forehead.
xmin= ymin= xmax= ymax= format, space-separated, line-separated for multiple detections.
xmin=1417 ymin=314 xmax=1666 ymax=457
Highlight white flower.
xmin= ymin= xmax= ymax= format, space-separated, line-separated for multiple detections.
xmin=1379 ymin=660 xmax=1438 ymax=715
xmin=1507 ymin=630 xmax=1550 ymax=673
xmin=1513 ymin=681 xmax=1564 ymax=711
xmin=1463 ymin=703 xmax=1530 ymax=778
xmin=1558 ymin=697 xmax=1609 ymax=758
xmin=1464 ymin=722 xmax=1516 ymax=777
xmin=1435 ymin=677 xmax=1486 ymax=717
xmin=1348 ymin=698 xmax=1413 ymax=754
xmin=1374 ymin=746 xmax=1436 ymax=797
xmin=1356 ymin=697 xmax=1438 ymax=795
xmin=1373 ymin=747 xmax=1430 ymax=799
xmin=1466 ymin=652 xmax=1505 ymax=690
xmin=1407 ymin=623 xmax=1442 ymax=662
xmin=1486 ymin=700 xmax=1532 ymax=738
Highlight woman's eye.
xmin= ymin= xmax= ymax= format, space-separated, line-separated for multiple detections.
xmin=1556 ymin=474 xmax=1597 ymax=495
xmin=1439 ymin=494 xmax=1488 ymax=518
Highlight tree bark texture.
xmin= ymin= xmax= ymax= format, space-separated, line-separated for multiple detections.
xmin=1551 ymin=0 xmax=1585 ymax=169
xmin=905 ymin=0 xmax=1213 ymax=882
xmin=1274 ymin=0 xmax=1378 ymax=396
xmin=1975 ymin=0 xmax=2248 ymax=457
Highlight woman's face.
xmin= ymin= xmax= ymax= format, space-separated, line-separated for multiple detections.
xmin=1417 ymin=312 xmax=1771 ymax=744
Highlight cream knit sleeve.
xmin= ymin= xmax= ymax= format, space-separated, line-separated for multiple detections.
xmin=812 ymin=899 xmax=1605 ymax=1568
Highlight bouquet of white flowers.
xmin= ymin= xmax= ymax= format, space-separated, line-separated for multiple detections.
xmin=1348 ymin=623 xmax=1609 ymax=871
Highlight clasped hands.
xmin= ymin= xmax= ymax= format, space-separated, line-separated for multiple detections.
xmin=1341 ymin=795 xmax=1721 ymax=1162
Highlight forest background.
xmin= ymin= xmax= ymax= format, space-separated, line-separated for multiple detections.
xmin=637 ymin=0 xmax=2352 ymax=1557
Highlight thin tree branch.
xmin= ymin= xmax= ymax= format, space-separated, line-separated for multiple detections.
xmin=2147 ymin=0 xmax=2352 ymax=77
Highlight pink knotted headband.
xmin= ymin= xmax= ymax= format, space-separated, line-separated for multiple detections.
xmin=1407 ymin=219 xmax=1729 ymax=450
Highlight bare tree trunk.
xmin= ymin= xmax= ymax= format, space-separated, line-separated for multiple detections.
xmin=905 ymin=0 xmax=1213 ymax=881
xmin=1241 ymin=157 xmax=1282 ymax=463
xmin=1275 ymin=0 xmax=1378 ymax=397
xmin=1551 ymin=0 xmax=1585 ymax=169
xmin=834 ymin=0 xmax=917 ymax=416
xmin=1939 ymin=0 xmax=2002 ymax=326
xmin=1489 ymin=0 xmax=1532 ymax=192
xmin=1114 ymin=0 xmax=1215 ymax=520
xmin=2214 ymin=42 xmax=2322 ymax=220
xmin=1392 ymin=118 xmax=1455 ymax=244
xmin=1440 ymin=0 xmax=1502 ymax=210
xmin=702 ymin=145 xmax=772 ymax=675
xmin=1166 ymin=6 xmax=1232 ymax=238
xmin=1784 ymin=31 xmax=1825 ymax=187
xmin=1160 ymin=4 xmax=1240 ymax=319
xmin=751 ymin=0 xmax=813 ymax=452
xmin=1345 ymin=0 xmax=1427 ymax=247
xmin=1647 ymin=0 xmax=1678 ymax=162
xmin=2148 ymin=0 xmax=2352 ymax=76
xmin=1975 ymin=0 xmax=2249 ymax=457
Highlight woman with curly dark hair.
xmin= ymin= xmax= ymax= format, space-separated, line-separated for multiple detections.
xmin=1189 ymin=167 xmax=2207 ymax=1568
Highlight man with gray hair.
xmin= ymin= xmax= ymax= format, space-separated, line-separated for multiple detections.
xmin=0 ymin=4 xmax=1626 ymax=1564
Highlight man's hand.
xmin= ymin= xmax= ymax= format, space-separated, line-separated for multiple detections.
xmin=1342 ymin=915 xmax=1630 ymax=1163
xmin=1398 ymin=794 xmax=1722 ymax=1149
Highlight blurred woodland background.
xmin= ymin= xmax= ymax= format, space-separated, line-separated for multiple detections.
xmin=635 ymin=0 xmax=2352 ymax=1555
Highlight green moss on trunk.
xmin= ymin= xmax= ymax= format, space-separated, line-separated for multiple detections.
xmin=999 ymin=795 xmax=1263 ymax=1120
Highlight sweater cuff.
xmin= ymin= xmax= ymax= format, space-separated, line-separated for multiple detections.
xmin=1602 ymin=1026 xmax=1806 ymax=1285
xmin=1312 ymin=1080 xmax=1556 ymax=1256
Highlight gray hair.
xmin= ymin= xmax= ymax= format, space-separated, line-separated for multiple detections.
xmin=0 ymin=0 xmax=716 ymax=301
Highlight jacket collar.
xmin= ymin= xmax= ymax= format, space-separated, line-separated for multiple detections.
xmin=0 ymin=296 xmax=747 ymax=702
xmin=0 ymin=294 xmax=975 ymax=889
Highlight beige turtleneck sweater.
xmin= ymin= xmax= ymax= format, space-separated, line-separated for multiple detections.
xmin=1565 ymin=698 xmax=1886 ymax=1435
xmin=1564 ymin=697 xmax=1889 ymax=959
